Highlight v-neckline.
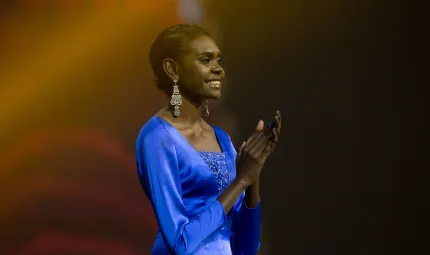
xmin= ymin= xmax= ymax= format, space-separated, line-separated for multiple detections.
xmin=153 ymin=116 xmax=225 ymax=155
xmin=153 ymin=116 xmax=235 ymax=184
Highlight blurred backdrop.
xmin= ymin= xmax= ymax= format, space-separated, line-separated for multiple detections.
xmin=0 ymin=0 xmax=425 ymax=255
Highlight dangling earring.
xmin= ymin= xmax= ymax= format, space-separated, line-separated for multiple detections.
xmin=170 ymin=79 xmax=182 ymax=117
xmin=204 ymin=100 xmax=210 ymax=117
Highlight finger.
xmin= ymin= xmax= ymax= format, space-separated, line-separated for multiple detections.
xmin=271 ymin=143 xmax=277 ymax=153
xmin=249 ymin=134 xmax=269 ymax=156
xmin=260 ymin=142 xmax=273 ymax=162
xmin=271 ymin=128 xmax=278 ymax=153
xmin=245 ymin=119 xmax=265 ymax=148
xmin=256 ymin=119 xmax=264 ymax=132
xmin=236 ymin=141 xmax=246 ymax=164
xmin=244 ymin=119 xmax=265 ymax=146
xmin=276 ymin=111 xmax=281 ymax=133
xmin=271 ymin=115 xmax=280 ymax=130
xmin=245 ymin=134 xmax=255 ymax=145
xmin=250 ymin=127 xmax=274 ymax=156
xmin=245 ymin=131 xmax=264 ymax=151
xmin=271 ymin=128 xmax=278 ymax=143
xmin=237 ymin=141 xmax=246 ymax=157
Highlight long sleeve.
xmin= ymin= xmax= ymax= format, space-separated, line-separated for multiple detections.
xmin=232 ymin=194 xmax=261 ymax=255
xmin=136 ymin=128 xmax=226 ymax=255
xmin=231 ymin=193 xmax=261 ymax=255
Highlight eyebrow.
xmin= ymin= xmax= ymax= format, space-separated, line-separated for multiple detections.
xmin=198 ymin=51 xmax=222 ymax=58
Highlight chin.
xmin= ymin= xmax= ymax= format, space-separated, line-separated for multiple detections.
xmin=207 ymin=92 xmax=222 ymax=100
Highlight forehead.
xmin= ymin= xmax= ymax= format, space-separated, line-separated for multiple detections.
xmin=185 ymin=35 xmax=221 ymax=56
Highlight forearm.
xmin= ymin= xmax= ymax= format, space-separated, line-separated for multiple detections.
xmin=218 ymin=178 xmax=248 ymax=214
xmin=244 ymin=175 xmax=260 ymax=208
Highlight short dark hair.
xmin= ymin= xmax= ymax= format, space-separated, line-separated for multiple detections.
xmin=149 ymin=24 xmax=210 ymax=94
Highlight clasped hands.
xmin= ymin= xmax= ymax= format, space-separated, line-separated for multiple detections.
xmin=235 ymin=111 xmax=282 ymax=186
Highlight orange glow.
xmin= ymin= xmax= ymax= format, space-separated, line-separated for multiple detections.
xmin=14 ymin=230 xmax=142 ymax=255
xmin=0 ymin=127 xmax=156 ymax=229
xmin=0 ymin=0 xmax=178 ymax=136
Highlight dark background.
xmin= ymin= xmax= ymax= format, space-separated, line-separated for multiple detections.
xmin=0 ymin=0 xmax=426 ymax=254
xmin=214 ymin=0 xmax=426 ymax=254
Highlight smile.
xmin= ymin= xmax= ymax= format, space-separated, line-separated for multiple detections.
xmin=205 ymin=80 xmax=221 ymax=88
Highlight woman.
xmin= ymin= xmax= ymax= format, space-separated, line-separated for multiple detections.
xmin=136 ymin=24 xmax=281 ymax=255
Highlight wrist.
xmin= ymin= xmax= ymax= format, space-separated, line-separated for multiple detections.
xmin=234 ymin=177 xmax=252 ymax=189
xmin=247 ymin=174 xmax=260 ymax=187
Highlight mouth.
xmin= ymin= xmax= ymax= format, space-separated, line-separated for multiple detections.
xmin=205 ymin=79 xmax=221 ymax=88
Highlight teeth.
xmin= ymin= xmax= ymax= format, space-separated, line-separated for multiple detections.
xmin=207 ymin=81 xmax=221 ymax=87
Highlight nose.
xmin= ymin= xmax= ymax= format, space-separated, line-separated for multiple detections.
xmin=211 ymin=65 xmax=224 ymax=75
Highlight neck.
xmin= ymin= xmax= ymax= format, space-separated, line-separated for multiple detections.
xmin=169 ymin=96 xmax=205 ymax=126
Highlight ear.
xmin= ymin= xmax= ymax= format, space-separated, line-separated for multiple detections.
xmin=162 ymin=58 xmax=179 ymax=82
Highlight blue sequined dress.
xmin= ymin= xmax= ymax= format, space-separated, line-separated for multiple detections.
xmin=136 ymin=116 xmax=260 ymax=255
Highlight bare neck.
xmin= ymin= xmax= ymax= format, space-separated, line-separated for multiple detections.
xmin=160 ymin=96 xmax=206 ymax=128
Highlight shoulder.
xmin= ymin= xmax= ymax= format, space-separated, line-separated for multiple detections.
xmin=211 ymin=124 xmax=232 ymax=142
xmin=211 ymin=124 xmax=237 ymax=155
xmin=136 ymin=116 xmax=173 ymax=147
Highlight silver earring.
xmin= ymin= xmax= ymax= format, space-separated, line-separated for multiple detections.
xmin=204 ymin=100 xmax=210 ymax=117
xmin=170 ymin=79 xmax=182 ymax=117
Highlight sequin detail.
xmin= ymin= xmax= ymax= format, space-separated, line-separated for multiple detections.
xmin=197 ymin=151 xmax=230 ymax=193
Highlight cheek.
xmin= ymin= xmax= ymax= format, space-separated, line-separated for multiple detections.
xmin=179 ymin=61 xmax=210 ymax=91
xmin=189 ymin=64 xmax=209 ymax=84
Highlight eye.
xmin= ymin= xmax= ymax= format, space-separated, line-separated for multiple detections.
xmin=200 ymin=57 xmax=211 ymax=64
xmin=216 ymin=57 xmax=222 ymax=64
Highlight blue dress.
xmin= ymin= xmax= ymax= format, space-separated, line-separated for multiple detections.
xmin=136 ymin=116 xmax=261 ymax=255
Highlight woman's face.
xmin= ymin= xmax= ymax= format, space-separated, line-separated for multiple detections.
xmin=175 ymin=35 xmax=225 ymax=101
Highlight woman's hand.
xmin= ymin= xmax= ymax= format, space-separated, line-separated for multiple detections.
xmin=267 ymin=110 xmax=282 ymax=153
xmin=235 ymin=111 xmax=282 ymax=186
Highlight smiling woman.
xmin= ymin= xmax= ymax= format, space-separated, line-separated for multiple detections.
xmin=149 ymin=25 xmax=224 ymax=103
xmin=136 ymin=24 xmax=282 ymax=255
